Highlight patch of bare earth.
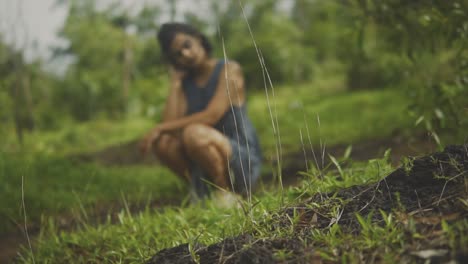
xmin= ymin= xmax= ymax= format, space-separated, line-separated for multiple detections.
xmin=147 ymin=145 xmax=468 ymax=264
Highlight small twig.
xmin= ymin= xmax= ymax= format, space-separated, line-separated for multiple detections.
xmin=299 ymin=129 xmax=309 ymax=173
xmin=358 ymin=181 xmax=381 ymax=213
xmin=327 ymin=206 xmax=344 ymax=227
xmin=382 ymin=177 xmax=393 ymax=205
xmin=303 ymin=112 xmax=320 ymax=176
xmin=437 ymin=171 xmax=467 ymax=206
xmin=414 ymin=190 xmax=424 ymax=216
xmin=22 ymin=176 xmax=35 ymax=264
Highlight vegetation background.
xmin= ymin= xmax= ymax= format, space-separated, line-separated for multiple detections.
xmin=0 ymin=0 xmax=466 ymax=263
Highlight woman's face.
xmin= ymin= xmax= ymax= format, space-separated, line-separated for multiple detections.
xmin=169 ymin=32 xmax=207 ymax=70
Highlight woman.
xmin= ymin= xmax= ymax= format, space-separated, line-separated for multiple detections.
xmin=140 ymin=22 xmax=262 ymax=201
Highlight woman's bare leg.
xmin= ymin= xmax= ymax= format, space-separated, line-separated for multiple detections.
xmin=153 ymin=133 xmax=191 ymax=181
xmin=182 ymin=124 xmax=232 ymax=189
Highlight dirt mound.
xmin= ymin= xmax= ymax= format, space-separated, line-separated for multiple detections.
xmin=147 ymin=235 xmax=318 ymax=264
xmin=147 ymin=145 xmax=467 ymax=263
xmin=284 ymin=145 xmax=467 ymax=231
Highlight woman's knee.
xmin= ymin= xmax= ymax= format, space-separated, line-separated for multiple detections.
xmin=182 ymin=123 xmax=211 ymax=149
xmin=182 ymin=124 xmax=232 ymax=159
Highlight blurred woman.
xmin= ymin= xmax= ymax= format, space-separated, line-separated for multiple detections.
xmin=140 ymin=22 xmax=262 ymax=203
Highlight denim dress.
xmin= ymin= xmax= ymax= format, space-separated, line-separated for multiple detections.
xmin=182 ymin=60 xmax=262 ymax=198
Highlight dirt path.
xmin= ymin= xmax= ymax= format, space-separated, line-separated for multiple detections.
xmin=0 ymin=134 xmax=438 ymax=263
xmin=0 ymin=232 xmax=32 ymax=264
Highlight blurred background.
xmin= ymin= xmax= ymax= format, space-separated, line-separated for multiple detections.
xmin=1 ymin=0 xmax=466 ymax=145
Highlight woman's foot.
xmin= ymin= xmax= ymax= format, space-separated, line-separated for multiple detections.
xmin=212 ymin=190 xmax=242 ymax=208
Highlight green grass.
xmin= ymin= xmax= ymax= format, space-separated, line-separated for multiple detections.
xmin=23 ymin=154 xmax=388 ymax=263
xmin=250 ymin=86 xmax=413 ymax=156
xmin=18 ymin=152 xmax=467 ymax=263
xmin=0 ymin=153 xmax=184 ymax=233
xmin=1 ymin=118 xmax=153 ymax=155
xmin=21 ymin=201 xmax=254 ymax=263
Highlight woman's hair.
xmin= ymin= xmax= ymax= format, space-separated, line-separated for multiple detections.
xmin=157 ymin=22 xmax=212 ymax=65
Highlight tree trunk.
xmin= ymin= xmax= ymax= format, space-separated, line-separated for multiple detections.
xmin=10 ymin=56 xmax=35 ymax=144
xmin=122 ymin=34 xmax=133 ymax=113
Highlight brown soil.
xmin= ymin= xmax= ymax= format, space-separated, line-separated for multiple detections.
xmin=147 ymin=145 xmax=468 ymax=264
xmin=147 ymin=235 xmax=320 ymax=264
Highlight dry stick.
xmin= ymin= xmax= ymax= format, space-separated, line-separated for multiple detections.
xmin=217 ymin=26 xmax=237 ymax=195
xmin=303 ymin=112 xmax=321 ymax=178
xmin=327 ymin=206 xmax=344 ymax=228
xmin=299 ymin=128 xmax=317 ymax=194
xmin=218 ymin=29 xmax=253 ymax=213
xmin=317 ymin=113 xmax=326 ymax=170
xmin=414 ymin=190 xmax=424 ymax=215
xmin=377 ymin=161 xmax=393 ymax=205
xmin=263 ymin=58 xmax=283 ymax=176
xmin=261 ymin=55 xmax=284 ymax=192
xmin=303 ymin=111 xmax=325 ymax=201
xmin=120 ymin=191 xmax=132 ymax=219
xmin=299 ymin=129 xmax=309 ymax=173
xmin=259 ymin=54 xmax=282 ymax=193
xmin=304 ymin=112 xmax=328 ymax=200
xmin=220 ymin=38 xmax=253 ymax=204
xmin=22 ymin=176 xmax=35 ymax=264
xmin=465 ymin=144 xmax=468 ymax=195
xmin=233 ymin=81 xmax=253 ymax=205
xmin=358 ymin=181 xmax=381 ymax=213
xmin=219 ymin=30 xmax=251 ymax=208
xmin=437 ymin=171 xmax=467 ymax=206
xmin=382 ymin=177 xmax=393 ymax=205
xmin=238 ymin=0 xmax=284 ymax=204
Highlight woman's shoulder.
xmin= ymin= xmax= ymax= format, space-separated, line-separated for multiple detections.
xmin=217 ymin=59 xmax=243 ymax=74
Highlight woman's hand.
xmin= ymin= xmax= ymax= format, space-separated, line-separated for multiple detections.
xmin=139 ymin=127 xmax=162 ymax=155
xmin=169 ymin=66 xmax=186 ymax=83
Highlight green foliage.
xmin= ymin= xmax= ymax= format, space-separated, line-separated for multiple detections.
xmin=353 ymin=0 xmax=468 ymax=139
xmin=53 ymin=0 xmax=166 ymax=121
xmin=210 ymin=1 xmax=312 ymax=88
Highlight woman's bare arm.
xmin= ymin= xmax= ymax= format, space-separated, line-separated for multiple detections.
xmin=161 ymin=68 xmax=187 ymax=122
xmin=156 ymin=61 xmax=245 ymax=133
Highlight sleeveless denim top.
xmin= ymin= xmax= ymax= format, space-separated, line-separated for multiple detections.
xmin=182 ymin=60 xmax=262 ymax=158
